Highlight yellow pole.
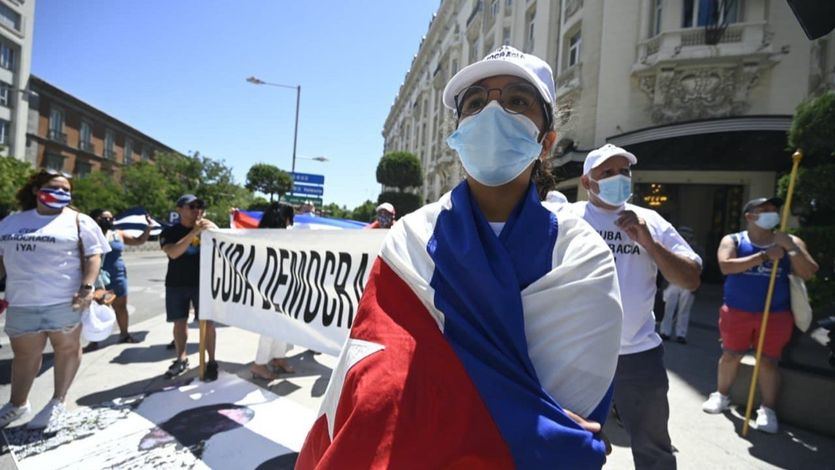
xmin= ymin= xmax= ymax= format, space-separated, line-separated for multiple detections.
xmin=198 ymin=319 xmax=207 ymax=381
xmin=741 ymin=150 xmax=803 ymax=436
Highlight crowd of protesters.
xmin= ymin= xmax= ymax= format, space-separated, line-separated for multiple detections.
xmin=0 ymin=46 xmax=824 ymax=470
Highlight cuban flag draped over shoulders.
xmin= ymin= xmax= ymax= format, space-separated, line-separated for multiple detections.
xmin=298 ymin=181 xmax=623 ymax=469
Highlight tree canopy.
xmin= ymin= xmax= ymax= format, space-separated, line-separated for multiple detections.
xmin=245 ymin=163 xmax=293 ymax=202
xmin=0 ymin=155 xmax=31 ymax=218
xmin=376 ymin=151 xmax=422 ymax=191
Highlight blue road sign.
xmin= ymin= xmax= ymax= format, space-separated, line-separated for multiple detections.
xmin=292 ymin=172 xmax=325 ymax=185
xmin=292 ymin=184 xmax=325 ymax=196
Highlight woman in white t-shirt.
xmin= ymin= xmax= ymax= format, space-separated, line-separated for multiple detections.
xmin=0 ymin=169 xmax=109 ymax=431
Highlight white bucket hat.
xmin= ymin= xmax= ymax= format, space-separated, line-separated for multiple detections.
xmin=442 ymin=46 xmax=556 ymax=112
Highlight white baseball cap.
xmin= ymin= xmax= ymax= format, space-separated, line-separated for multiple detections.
xmin=376 ymin=202 xmax=395 ymax=214
xmin=582 ymin=144 xmax=638 ymax=176
xmin=443 ymin=46 xmax=556 ymax=112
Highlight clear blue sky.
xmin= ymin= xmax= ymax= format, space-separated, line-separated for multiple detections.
xmin=33 ymin=0 xmax=440 ymax=209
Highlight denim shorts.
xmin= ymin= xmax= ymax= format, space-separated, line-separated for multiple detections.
xmin=165 ymin=286 xmax=200 ymax=322
xmin=4 ymin=302 xmax=80 ymax=338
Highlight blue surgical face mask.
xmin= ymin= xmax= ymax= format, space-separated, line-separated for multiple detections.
xmin=446 ymin=101 xmax=543 ymax=187
xmin=754 ymin=212 xmax=780 ymax=230
xmin=590 ymin=174 xmax=632 ymax=207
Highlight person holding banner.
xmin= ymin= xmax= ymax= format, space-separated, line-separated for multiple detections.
xmin=702 ymin=197 xmax=818 ymax=433
xmin=250 ymin=202 xmax=296 ymax=380
xmin=86 ymin=208 xmax=153 ymax=348
xmin=298 ymin=46 xmax=623 ymax=469
xmin=160 ymin=194 xmax=219 ymax=381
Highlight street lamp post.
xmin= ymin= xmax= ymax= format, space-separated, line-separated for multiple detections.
xmin=246 ymin=76 xmax=301 ymax=186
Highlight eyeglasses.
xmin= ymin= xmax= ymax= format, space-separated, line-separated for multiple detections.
xmin=455 ymin=82 xmax=549 ymax=122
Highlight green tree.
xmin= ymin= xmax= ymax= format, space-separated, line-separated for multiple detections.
xmin=123 ymin=160 xmax=175 ymax=219
xmin=72 ymin=171 xmax=127 ymax=214
xmin=0 ymin=155 xmax=31 ymax=218
xmin=778 ymin=91 xmax=835 ymax=320
xmin=321 ymin=202 xmax=350 ymax=219
xmin=378 ymin=191 xmax=422 ymax=217
xmin=376 ymin=151 xmax=422 ymax=191
xmin=245 ymin=163 xmax=292 ymax=202
xmin=350 ymin=199 xmax=377 ymax=223
xmin=788 ymin=91 xmax=835 ymax=167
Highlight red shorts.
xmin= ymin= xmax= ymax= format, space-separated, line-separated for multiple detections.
xmin=719 ymin=305 xmax=793 ymax=360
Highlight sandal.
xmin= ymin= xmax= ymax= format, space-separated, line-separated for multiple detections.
xmin=250 ymin=364 xmax=278 ymax=381
xmin=270 ymin=358 xmax=295 ymax=374
xmin=119 ymin=334 xmax=138 ymax=344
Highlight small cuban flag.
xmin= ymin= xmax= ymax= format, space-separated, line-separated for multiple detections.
xmin=113 ymin=207 xmax=164 ymax=238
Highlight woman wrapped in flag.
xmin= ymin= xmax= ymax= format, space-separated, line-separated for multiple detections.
xmin=298 ymin=46 xmax=623 ymax=469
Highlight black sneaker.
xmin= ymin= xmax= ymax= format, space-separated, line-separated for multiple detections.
xmin=675 ymin=336 xmax=688 ymax=345
xmin=165 ymin=358 xmax=189 ymax=379
xmin=659 ymin=334 xmax=670 ymax=341
xmin=204 ymin=360 xmax=219 ymax=382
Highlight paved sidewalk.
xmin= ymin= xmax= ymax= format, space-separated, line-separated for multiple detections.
xmin=0 ymin=283 xmax=833 ymax=469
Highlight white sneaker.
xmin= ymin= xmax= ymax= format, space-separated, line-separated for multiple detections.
xmin=702 ymin=392 xmax=731 ymax=414
xmin=755 ymin=406 xmax=779 ymax=434
xmin=26 ymin=399 xmax=66 ymax=431
xmin=0 ymin=401 xmax=31 ymax=428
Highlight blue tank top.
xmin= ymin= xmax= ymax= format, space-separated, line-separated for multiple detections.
xmin=102 ymin=231 xmax=126 ymax=274
xmin=723 ymin=231 xmax=791 ymax=313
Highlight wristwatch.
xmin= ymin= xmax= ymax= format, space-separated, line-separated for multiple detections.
xmin=80 ymin=283 xmax=94 ymax=290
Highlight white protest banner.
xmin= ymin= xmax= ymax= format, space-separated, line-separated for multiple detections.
xmin=199 ymin=229 xmax=388 ymax=356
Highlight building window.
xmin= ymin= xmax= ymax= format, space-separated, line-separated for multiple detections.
xmin=75 ymin=161 xmax=92 ymax=177
xmin=469 ymin=37 xmax=480 ymax=63
xmin=104 ymin=130 xmax=115 ymax=159
xmin=503 ymin=27 xmax=511 ymax=45
xmin=0 ymin=3 xmax=21 ymax=32
xmin=451 ymin=58 xmax=459 ymax=75
xmin=44 ymin=153 xmax=64 ymax=172
xmin=79 ymin=120 xmax=93 ymax=152
xmin=651 ymin=0 xmax=663 ymax=36
xmin=141 ymin=147 xmax=149 ymax=161
xmin=682 ymin=0 xmax=740 ymax=28
xmin=0 ymin=118 xmax=8 ymax=145
xmin=124 ymin=138 xmax=133 ymax=164
xmin=506 ymin=0 xmax=512 ymax=9
xmin=0 ymin=42 xmax=14 ymax=71
xmin=49 ymin=108 xmax=66 ymax=143
xmin=0 ymin=81 xmax=11 ymax=108
xmin=491 ymin=0 xmax=499 ymax=17
xmin=525 ymin=10 xmax=535 ymax=52
xmin=568 ymin=30 xmax=582 ymax=67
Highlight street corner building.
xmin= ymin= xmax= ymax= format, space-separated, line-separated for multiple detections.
xmin=297 ymin=182 xmax=623 ymax=469
xmin=382 ymin=0 xmax=835 ymax=284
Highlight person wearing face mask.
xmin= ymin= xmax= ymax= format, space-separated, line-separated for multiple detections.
xmin=298 ymin=46 xmax=623 ymax=469
xmin=367 ymin=202 xmax=396 ymax=229
xmin=570 ymin=144 xmax=702 ymax=470
xmin=0 ymin=170 xmax=110 ymax=431
xmin=702 ymin=197 xmax=818 ymax=433
xmin=84 ymin=208 xmax=153 ymax=350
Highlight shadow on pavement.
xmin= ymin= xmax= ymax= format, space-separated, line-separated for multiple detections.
xmin=0 ymin=352 xmax=55 ymax=387
xmin=110 ymin=342 xmax=199 ymax=365
xmin=720 ymin=407 xmax=835 ymax=469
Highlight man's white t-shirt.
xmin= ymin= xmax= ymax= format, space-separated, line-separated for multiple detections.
xmin=570 ymin=201 xmax=702 ymax=355
xmin=0 ymin=209 xmax=110 ymax=307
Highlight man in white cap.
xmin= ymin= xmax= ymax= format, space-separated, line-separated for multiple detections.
xmin=368 ymin=202 xmax=396 ymax=229
xmin=570 ymin=144 xmax=702 ymax=469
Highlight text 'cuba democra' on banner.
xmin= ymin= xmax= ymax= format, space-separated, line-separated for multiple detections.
xmin=199 ymin=229 xmax=388 ymax=356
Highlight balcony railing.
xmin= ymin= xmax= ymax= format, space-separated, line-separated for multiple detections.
xmin=104 ymin=149 xmax=116 ymax=160
xmin=636 ymin=22 xmax=766 ymax=68
xmin=78 ymin=140 xmax=95 ymax=153
xmin=47 ymin=129 xmax=67 ymax=144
